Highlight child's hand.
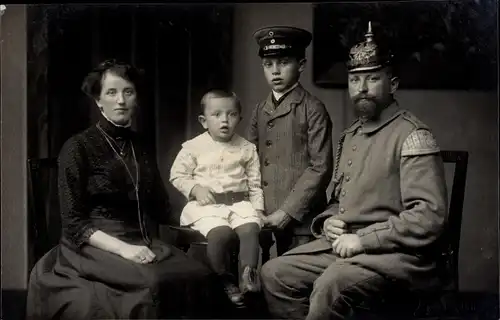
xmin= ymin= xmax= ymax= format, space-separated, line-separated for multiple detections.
xmin=191 ymin=185 xmax=216 ymax=206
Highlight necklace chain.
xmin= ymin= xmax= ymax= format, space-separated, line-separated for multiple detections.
xmin=96 ymin=124 xmax=151 ymax=246
xmin=97 ymin=124 xmax=138 ymax=189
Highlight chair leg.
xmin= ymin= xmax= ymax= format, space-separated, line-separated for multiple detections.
xmin=259 ymin=230 xmax=274 ymax=265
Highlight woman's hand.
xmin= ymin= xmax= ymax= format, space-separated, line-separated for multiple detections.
xmin=118 ymin=243 xmax=156 ymax=264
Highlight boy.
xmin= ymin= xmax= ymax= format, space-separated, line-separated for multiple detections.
xmin=170 ymin=90 xmax=264 ymax=306
xmin=248 ymin=26 xmax=333 ymax=254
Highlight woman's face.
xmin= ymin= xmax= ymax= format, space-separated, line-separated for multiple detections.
xmin=96 ymin=71 xmax=137 ymax=125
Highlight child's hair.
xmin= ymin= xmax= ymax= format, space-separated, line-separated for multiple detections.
xmin=200 ymin=89 xmax=242 ymax=115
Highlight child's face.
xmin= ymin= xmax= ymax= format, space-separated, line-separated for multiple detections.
xmin=199 ymin=97 xmax=241 ymax=142
xmin=261 ymin=56 xmax=305 ymax=93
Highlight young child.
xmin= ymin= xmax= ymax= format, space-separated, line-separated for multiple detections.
xmin=170 ymin=90 xmax=264 ymax=306
xmin=248 ymin=26 xmax=333 ymax=255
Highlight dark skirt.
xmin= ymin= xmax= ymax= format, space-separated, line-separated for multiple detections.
xmin=26 ymin=238 xmax=218 ymax=319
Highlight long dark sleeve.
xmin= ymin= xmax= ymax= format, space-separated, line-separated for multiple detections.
xmin=58 ymin=137 xmax=95 ymax=249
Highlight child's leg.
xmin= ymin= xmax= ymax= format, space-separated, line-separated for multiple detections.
xmin=188 ymin=213 xmax=245 ymax=306
xmin=206 ymin=226 xmax=239 ymax=276
xmin=189 ymin=217 xmax=237 ymax=276
xmin=234 ymin=222 xmax=260 ymax=269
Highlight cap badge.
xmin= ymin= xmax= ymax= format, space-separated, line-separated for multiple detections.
xmin=268 ymin=31 xmax=274 ymax=37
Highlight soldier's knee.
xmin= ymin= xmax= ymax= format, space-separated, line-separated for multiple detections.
xmin=311 ymin=265 xmax=356 ymax=302
xmin=260 ymin=257 xmax=291 ymax=290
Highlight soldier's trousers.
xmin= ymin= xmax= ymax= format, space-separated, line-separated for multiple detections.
xmin=260 ymin=251 xmax=392 ymax=320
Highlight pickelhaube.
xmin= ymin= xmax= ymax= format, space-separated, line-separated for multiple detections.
xmin=253 ymin=26 xmax=312 ymax=58
xmin=347 ymin=21 xmax=392 ymax=73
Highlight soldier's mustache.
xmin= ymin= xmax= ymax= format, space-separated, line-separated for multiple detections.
xmin=353 ymin=94 xmax=375 ymax=102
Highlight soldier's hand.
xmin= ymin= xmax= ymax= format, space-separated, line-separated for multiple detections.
xmin=191 ymin=185 xmax=216 ymax=206
xmin=323 ymin=217 xmax=347 ymax=241
xmin=332 ymin=234 xmax=363 ymax=258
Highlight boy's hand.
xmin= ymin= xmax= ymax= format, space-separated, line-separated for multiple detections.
xmin=256 ymin=210 xmax=267 ymax=224
xmin=265 ymin=210 xmax=293 ymax=230
xmin=191 ymin=185 xmax=216 ymax=206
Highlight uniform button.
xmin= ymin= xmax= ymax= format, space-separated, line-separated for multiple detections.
xmin=347 ymin=160 xmax=352 ymax=166
xmin=264 ymin=159 xmax=270 ymax=166
xmin=352 ymin=145 xmax=357 ymax=151
xmin=268 ymin=121 xmax=274 ymax=129
xmin=263 ymin=181 xmax=268 ymax=187
xmin=340 ymin=207 xmax=345 ymax=213
xmin=345 ymin=175 xmax=351 ymax=182
xmin=341 ymin=190 xmax=346 ymax=197
xmin=265 ymin=140 xmax=272 ymax=147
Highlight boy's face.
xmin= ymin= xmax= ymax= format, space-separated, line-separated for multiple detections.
xmin=199 ymin=97 xmax=241 ymax=142
xmin=262 ymin=56 xmax=305 ymax=93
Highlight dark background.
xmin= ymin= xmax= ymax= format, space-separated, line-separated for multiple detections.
xmin=313 ymin=0 xmax=498 ymax=90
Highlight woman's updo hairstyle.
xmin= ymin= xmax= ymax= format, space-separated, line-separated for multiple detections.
xmin=81 ymin=59 xmax=145 ymax=100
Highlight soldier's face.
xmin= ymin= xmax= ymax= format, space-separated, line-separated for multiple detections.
xmin=198 ymin=97 xmax=241 ymax=142
xmin=347 ymin=68 xmax=399 ymax=121
xmin=262 ymin=56 xmax=305 ymax=92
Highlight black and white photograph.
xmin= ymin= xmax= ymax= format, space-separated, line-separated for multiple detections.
xmin=1 ymin=2 xmax=498 ymax=319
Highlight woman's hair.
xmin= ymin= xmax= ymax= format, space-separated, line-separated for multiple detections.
xmin=200 ymin=89 xmax=242 ymax=115
xmin=81 ymin=59 xmax=145 ymax=100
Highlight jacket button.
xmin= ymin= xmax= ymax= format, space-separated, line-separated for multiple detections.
xmin=345 ymin=175 xmax=351 ymax=182
xmin=341 ymin=190 xmax=346 ymax=197
xmin=347 ymin=160 xmax=352 ymax=166
xmin=352 ymin=145 xmax=357 ymax=151
xmin=264 ymin=159 xmax=270 ymax=166
xmin=268 ymin=121 xmax=274 ymax=129
xmin=263 ymin=181 xmax=268 ymax=187
xmin=265 ymin=140 xmax=272 ymax=147
xmin=340 ymin=207 xmax=345 ymax=213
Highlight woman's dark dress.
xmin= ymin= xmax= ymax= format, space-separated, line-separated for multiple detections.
xmin=26 ymin=117 xmax=217 ymax=319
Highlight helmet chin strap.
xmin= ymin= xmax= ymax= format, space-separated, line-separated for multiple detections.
xmin=100 ymin=108 xmax=132 ymax=128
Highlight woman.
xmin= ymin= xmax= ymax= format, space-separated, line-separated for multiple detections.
xmin=26 ymin=60 xmax=220 ymax=319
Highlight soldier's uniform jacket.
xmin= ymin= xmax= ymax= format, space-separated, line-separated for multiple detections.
xmin=286 ymin=102 xmax=448 ymax=289
xmin=248 ymin=84 xmax=333 ymax=235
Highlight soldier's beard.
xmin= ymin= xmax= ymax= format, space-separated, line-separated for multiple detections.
xmin=353 ymin=96 xmax=381 ymax=122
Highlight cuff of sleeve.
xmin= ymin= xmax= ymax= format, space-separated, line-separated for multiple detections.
xmin=183 ymin=182 xmax=199 ymax=200
xmin=356 ymin=227 xmax=385 ymax=253
xmin=280 ymin=209 xmax=299 ymax=222
xmin=253 ymin=204 xmax=265 ymax=211
xmin=311 ymin=218 xmax=328 ymax=238
xmin=281 ymin=205 xmax=303 ymax=222
xmin=74 ymin=225 xmax=97 ymax=248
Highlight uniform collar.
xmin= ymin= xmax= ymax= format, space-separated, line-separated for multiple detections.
xmin=272 ymin=82 xmax=299 ymax=101
xmin=264 ymin=83 xmax=305 ymax=115
xmin=345 ymin=101 xmax=402 ymax=134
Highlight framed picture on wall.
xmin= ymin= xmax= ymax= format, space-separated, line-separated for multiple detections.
xmin=312 ymin=0 xmax=497 ymax=90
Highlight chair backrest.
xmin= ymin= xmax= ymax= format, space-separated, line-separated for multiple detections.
xmin=438 ymin=150 xmax=469 ymax=291
xmin=27 ymin=158 xmax=60 ymax=266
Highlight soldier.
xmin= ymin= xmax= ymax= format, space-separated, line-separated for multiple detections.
xmin=260 ymin=22 xmax=448 ymax=320
xmin=248 ymin=26 xmax=334 ymax=255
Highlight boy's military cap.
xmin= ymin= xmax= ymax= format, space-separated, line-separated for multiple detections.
xmin=253 ymin=26 xmax=312 ymax=58
xmin=347 ymin=21 xmax=393 ymax=73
